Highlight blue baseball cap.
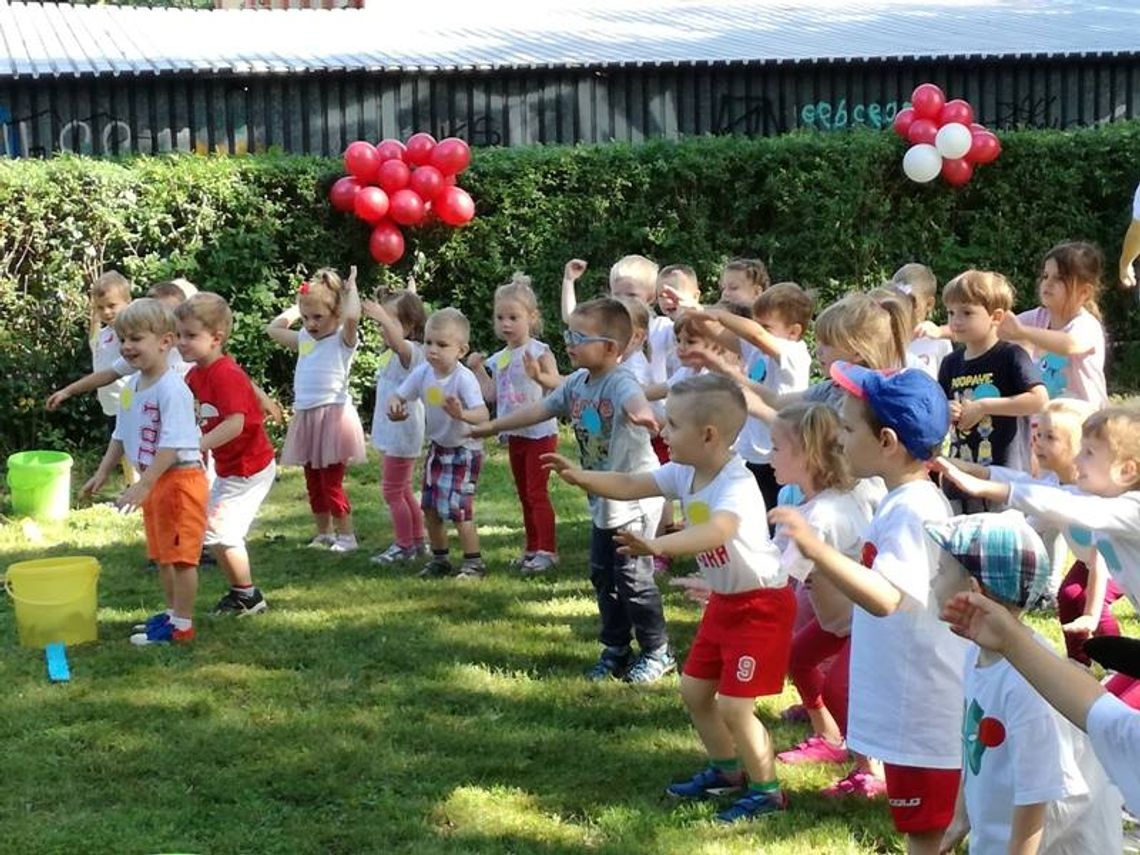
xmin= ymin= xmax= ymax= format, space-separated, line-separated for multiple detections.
xmin=829 ymin=361 xmax=950 ymax=461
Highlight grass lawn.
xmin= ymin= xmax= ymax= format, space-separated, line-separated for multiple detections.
xmin=1 ymin=435 xmax=1136 ymax=855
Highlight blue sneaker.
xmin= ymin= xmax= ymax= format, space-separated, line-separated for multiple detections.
xmin=129 ymin=621 xmax=195 ymax=646
xmin=624 ymin=648 xmax=676 ymax=684
xmin=131 ymin=611 xmax=170 ymax=633
xmin=666 ymin=766 xmax=744 ymax=800
xmin=715 ymin=789 xmax=788 ymax=823
xmin=585 ymin=646 xmax=635 ymax=681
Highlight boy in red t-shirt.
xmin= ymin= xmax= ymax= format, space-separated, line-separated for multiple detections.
xmin=174 ymin=293 xmax=276 ymax=615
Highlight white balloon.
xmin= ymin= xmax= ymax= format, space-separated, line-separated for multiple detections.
xmin=935 ymin=122 xmax=973 ymax=159
xmin=903 ymin=144 xmax=943 ymax=183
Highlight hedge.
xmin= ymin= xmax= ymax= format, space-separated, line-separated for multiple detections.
xmin=2 ymin=123 xmax=1139 ymax=457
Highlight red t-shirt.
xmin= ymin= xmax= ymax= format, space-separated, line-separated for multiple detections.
xmin=186 ymin=355 xmax=274 ymax=478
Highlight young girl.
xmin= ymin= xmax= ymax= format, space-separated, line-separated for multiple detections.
xmin=999 ymin=241 xmax=1108 ymax=408
xmin=770 ymin=403 xmax=881 ymax=797
xmin=363 ymin=286 xmax=428 ymax=565
xmin=268 ymin=267 xmax=367 ymax=552
xmin=938 ymin=403 xmax=1140 ymax=709
xmin=891 ymin=262 xmax=952 ymax=380
xmin=718 ymin=257 xmax=770 ymax=309
xmin=469 ymin=275 xmax=562 ymax=574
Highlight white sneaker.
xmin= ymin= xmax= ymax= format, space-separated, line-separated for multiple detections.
xmin=329 ymin=534 xmax=359 ymax=553
xmin=307 ymin=533 xmax=336 ymax=549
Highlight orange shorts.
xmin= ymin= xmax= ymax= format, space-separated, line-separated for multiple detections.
xmin=142 ymin=467 xmax=208 ymax=567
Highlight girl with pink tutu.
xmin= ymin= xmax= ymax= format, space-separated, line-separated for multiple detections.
xmin=267 ymin=265 xmax=368 ymax=552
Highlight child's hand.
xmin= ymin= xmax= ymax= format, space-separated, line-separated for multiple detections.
xmin=627 ymin=409 xmax=660 ymax=434
xmin=914 ymin=320 xmax=943 ymax=340
xmin=116 ymin=479 xmax=152 ymax=514
xmin=387 ymin=395 xmax=408 ymax=422
xmin=442 ymin=395 xmax=465 ymax=421
xmin=956 ymin=399 xmax=983 ymax=432
xmin=661 ymin=284 xmax=700 ymax=311
xmin=406 ymin=274 xmax=418 ymax=294
xmin=467 ymin=421 xmax=496 ymax=439
xmin=563 ymin=259 xmax=588 ymax=281
xmin=931 ymin=457 xmax=1007 ymax=502
xmin=261 ymin=397 xmax=284 ymax=424
xmin=345 ymin=265 xmax=358 ymax=293
xmin=78 ymin=471 xmax=108 ymax=501
xmin=669 ymin=574 xmax=712 ymax=604
xmin=938 ymin=814 xmax=970 ymax=854
xmin=1122 ymin=260 xmax=1137 ymax=290
xmin=996 ymin=311 xmax=1023 ymax=343
xmin=522 ymin=351 xmax=540 ymax=381
xmin=615 ymin=528 xmax=660 ymax=557
xmin=540 ymin=452 xmax=584 ymax=485
xmin=767 ymin=507 xmax=815 ymax=547
xmin=45 ymin=388 xmax=71 ymax=411
xmin=940 ymin=590 xmax=1021 ymax=653
xmin=1062 ymin=615 xmax=1098 ymax=640
xmin=466 ymin=352 xmax=486 ymax=373
xmin=361 ymin=298 xmax=384 ymax=321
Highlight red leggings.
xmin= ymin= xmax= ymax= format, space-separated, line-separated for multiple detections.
xmin=1057 ymin=560 xmax=1123 ymax=663
xmin=1106 ymin=673 xmax=1140 ymax=710
xmin=508 ymin=434 xmax=558 ymax=554
xmin=303 ymin=463 xmax=351 ymax=517
xmin=787 ymin=618 xmax=851 ymax=736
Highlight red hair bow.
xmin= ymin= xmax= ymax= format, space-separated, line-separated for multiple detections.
xmin=298 ymin=280 xmax=310 ymax=295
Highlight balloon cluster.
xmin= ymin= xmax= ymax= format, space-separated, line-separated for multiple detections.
xmin=328 ymin=133 xmax=476 ymax=265
xmin=893 ymin=84 xmax=1002 ymax=186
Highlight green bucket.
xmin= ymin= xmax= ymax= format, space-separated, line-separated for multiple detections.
xmin=6 ymin=451 xmax=73 ymax=522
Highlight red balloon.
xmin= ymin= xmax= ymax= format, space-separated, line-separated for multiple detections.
xmin=970 ymin=122 xmax=987 ymax=134
xmin=941 ymin=157 xmax=974 ymax=187
xmin=892 ymin=107 xmax=916 ymax=139
xmin=408 ymin=165 xmax=446 ymax=201
xmin=910 ymin=83 xmax=946 ymax=121
xmin=388 ymin=188 xmax=427 ymax=226
xmin=328 ymin=176 xmax=360 ymax=213
xmin=939 ymin=99 xmax=974 ymax=127
xmin=375 ymin=138 xmax=407 ymax=162
xmin=344 ymin=140 xmax=381 ymax=184
xmin=429 ymin=137 xmax=471 ymax=176
xmin=405 ymin=132 xmax=437 ymax=167
xmin=435 ymin=186 xmax=475 ymax=227
xmin=443 ymin=173 xmax=457 ymax=186
xmin=353 ymin=186 xmax=390 ymax=224
xmin=369 ymin=221 xmax=405 ymax=265
xmin=968 ymin=130 xmax=1002 ymax=164
xmin=377 ymin=159 xmax=411 ymax=193
xmin=907 ymin=118 xmax=939 ymax=146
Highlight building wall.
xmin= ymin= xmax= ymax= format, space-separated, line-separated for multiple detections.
xmin=1 ymin=56 xmax=1136 ymax=158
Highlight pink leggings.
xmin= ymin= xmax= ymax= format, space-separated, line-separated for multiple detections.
xmin=1057 ymin=559 xmax=1123 ymax=664
xmin=303 ymin=463 xmax=350 ymax=517
xmin=381 ymin=455 xmax=424 ymax=548
xmin=787 ymin=618 xmax=851 ymax=736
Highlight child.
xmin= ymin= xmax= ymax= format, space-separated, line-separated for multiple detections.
xmin=998 ymin=242 xmax=1108 ymax=408
xmin=770 ymin=364 xmax=969 ymax=855
xmin=937 ymin=270 xmax=1047 ymax=486
xmin=560 ymin=254 xmax=659 ymax=323
xmin=363 ymin=286 xmax=429 ymax=565
xmin=79 ymin=299 xmax=206 ymax=645
xmin=892 ymin=262 xmax=952 ymax=379
xmin=936 ymin=403 xmax=1140 ymax=709
xmin=546 ymin=374 xmax=795 ymax=822
xmin=942 ymin=593 xmax=1140 ymax=815
xmin=174 ymin=293 xmax=274 ymax=616
xmin=770 ymin=404 xmax=875 ymax=793
xmin=267 ymin=267 xmax=367 ymax=552
xmin=389 ymin=307 xmax=489 ymax=580
xmin=470 ymin=297 xmax=670 ymax=682
xmin=653 ymin=264 xmax=700 ymax=379
xmin=718 ymin=257 xmax=770 ymax=309
xmin=928 ymin=512 xmax=1122 ymax=854
xmin=468 ymin=274 xmax=561 ymax=574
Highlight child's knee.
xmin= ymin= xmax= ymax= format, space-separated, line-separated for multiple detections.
xmin=715 ymin=694 xmax=759 ymax=726
xmin=679 ymin=675 xmax=717 ymax=710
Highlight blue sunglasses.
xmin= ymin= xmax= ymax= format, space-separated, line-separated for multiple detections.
xmin=563 ymin=329 xmax=616 ymax=347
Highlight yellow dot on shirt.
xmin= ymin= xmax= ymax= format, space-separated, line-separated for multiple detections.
xmin=687 ymin=501 xmax=710 ymax=525
xmin=497 ymin=352 xmax=512 ymax=371
xmin=298 ymin=340 xmax=315 ymax=357
xmin=426 ymin=386 xmax=444 ymax=406
xmin=120 ymin=387 xmax=133 ymax=410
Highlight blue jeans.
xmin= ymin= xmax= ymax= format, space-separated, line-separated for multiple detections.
xmin=589 ymin=518 xmax=668 ymax=652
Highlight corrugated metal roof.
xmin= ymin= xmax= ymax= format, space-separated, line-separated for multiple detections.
xmin=1 ymin=0 xmax=1137 ymax=80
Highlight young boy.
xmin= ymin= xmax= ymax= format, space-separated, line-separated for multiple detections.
xmin=892 ymin=262 xmax=952 ymax=380
xmin=389 ymin=307 xmax=489 ymax=580
xmin=174 ymin=292 xmax=275 ymax=616
xmin=927 ymin=512 xmax=1122 ymax=855
xmin=718 ymin=258 xmax=770 ymax=309
xmin=470 ymin=297 xmax=671 ymax=682
xmin=545 ymin=374 xmax=794 ymax=821
xmin=937 ymin=271 xmax=1047 ymax=491
xmin=770 ymin=364 xmax=969 ymax=855
xmin=79 ymin=299 xmax=206 ymax=645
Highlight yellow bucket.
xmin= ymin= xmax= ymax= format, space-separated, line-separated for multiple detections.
xmin=4 ymin=556 xmax=100 ymax=648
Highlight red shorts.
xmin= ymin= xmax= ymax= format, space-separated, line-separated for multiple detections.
xmin=142 ymin=467 xmax=208 ymax=567
xmin=650 ymin=435 xmax=670 ymax=465
xmin=883 ymin=763 xmax=961 ymax=834
xmin=682 ymin=586 xmax=795 ymax=697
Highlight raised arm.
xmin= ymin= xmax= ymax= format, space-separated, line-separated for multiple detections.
xmin=362 ymin=297 xmax=414 ymax=367
xmin=46 ymin=367 xmax=123 ymax=410
xmin=705 ymin=306 xmax=787 ymax=357
xmin=340 ymin=265 xmax=361 ymax=348
xmin=543 ymin=452 xmax=661 ymax=500
xmin=1121 ymin=217 xmax=1140 ymax=288
xmin=469 ymin=399 xmax=555 ymax=438
xmin=267 ymin=304 xmax=301 ymax=350
xmin=561 ymin=259 xmax=587 ymax=324
xmin=999 ymin=313 xmax=1093 ymax=357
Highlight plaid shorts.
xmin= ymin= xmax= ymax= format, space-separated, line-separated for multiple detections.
xmin=421 ymin=442 xmax=483 ymax=522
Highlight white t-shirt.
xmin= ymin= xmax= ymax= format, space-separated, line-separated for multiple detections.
xmin=846 ymin=479 xmax=970 ymax=768
xmin=666 ymin=365 xmax=704 ymax=387
xmin=908 ymin=337 xmax=953 ymax=380
xmin=1133 ymin=181 xmax=1140 ymax=219
xmin=779 ymin=488 xmax=870 ymax=636
xmin=371 ymin=342 xmax=425 ymax=457
xmin=648 ymin=315 xmax=679 ymax=385
xmin=963 ymin=641 xmax=1122 ymax=855
xmin=1086 ymin=692 xmax=1140 ymax=814
xmin=1016 ymin=307 xmax=1107 ymax=408
xmin=623 ymin=347 xmax=666 ymax=421
xmin=736 ymin=338 xmax=811 ymax=464
xmin=91 ymin=325 xmax=129 ymax=416
xmin=395 ymin=362 xmax=484 ymax=451
xmin=293 ymin=328 xmax=357 ymax=410
xmin=653 ymin=455 xmax=785 ymax=594
xmin=488 ymin=339 xmax=557 ymax=440
xmin=112 ymin=370 xmax=201 ymax=469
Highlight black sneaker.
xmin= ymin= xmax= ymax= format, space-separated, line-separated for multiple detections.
xmin=455 ymin=558 xmax=487 ymax=581
xmin=418 ymin=555 xmax=455 ymax=579
xmin=213 ymin=588 xmax=268 ymax=617
xmin=586 ymin=646 xmax=635 ymax=681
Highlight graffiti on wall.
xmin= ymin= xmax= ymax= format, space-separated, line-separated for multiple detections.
xmin=714 ymin=94 xmax=789 ymax=135
xmin=798 ymin=99 xmax=909 ymax=132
